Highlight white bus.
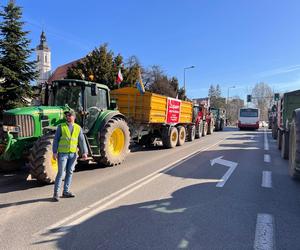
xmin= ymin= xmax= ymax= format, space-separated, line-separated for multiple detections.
xmin=238 ymin=108 xmax=260 ymax=130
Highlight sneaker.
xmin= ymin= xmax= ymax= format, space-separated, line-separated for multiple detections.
xmin=62 ymin=192 xmax=75 ymax=198
xmin=52 ymin=194 xmax=59 ymax=202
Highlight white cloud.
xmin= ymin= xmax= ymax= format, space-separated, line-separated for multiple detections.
xmin=257 ymin=64 xmax=300 ymax=78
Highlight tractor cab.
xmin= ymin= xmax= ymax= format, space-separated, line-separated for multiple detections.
xmin=50 ymin=80 xmax=110 ymax=132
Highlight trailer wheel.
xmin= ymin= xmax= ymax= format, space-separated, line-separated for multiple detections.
xmin=208 ymin=120 xmax=214 ymax=135
xmin=281 ymin=131 xmax=289 ymax=159
xmin=289 ymin=110 xmax=300 ymax=179
xmin=277 ymin=130 xmax=282 ymax=150
xmin=29 ymin=134 xmax=58 ymax=184
xmin=187 ymin=125 xmax=196 ymax=141
xmin=98 ymin=118 xmax=130 ymax=166
xmin=202 ymin=122 xmax=208 ymax=136
xmin=162 ymin=127 xmax=178 ymax=148
xmin=177 ymin=126 xmax=186 ymax=146
xmin=195 ymin=121 xmax=203 ymax=139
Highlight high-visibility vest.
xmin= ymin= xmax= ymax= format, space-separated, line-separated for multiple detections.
xmin=58 ymin=123 xmax=81 ymax=153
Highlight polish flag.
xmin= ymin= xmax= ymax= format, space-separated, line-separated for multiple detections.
xmin=116 ymin=69 xmax=123 ymax=84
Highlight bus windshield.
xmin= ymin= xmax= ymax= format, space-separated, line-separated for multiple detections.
xmin=240 ymin=109 xmax=258 ymax=117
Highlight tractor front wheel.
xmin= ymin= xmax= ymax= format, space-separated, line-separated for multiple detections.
xmin=98 ymin=118 xmax=130 ymax=166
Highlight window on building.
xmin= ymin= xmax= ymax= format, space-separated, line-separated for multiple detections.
xmin=45 ymin=55 xmax=48 ymax=63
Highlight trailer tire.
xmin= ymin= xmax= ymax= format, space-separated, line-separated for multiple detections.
xmin=162 ymin=127 xmax=178 ymax=148
xmin=177 ymin=126 xmax=186 ymax=146
xmin=98 ymin=118 xmax=130 ymax=166
xmin=29 ymin=134 xmax=58 ymax=184
xmin=202 ymin=122 xmax=208 ymax=136
xmin=195 ymin=121 xmax=203 ymax=139
xmin=289 ymin=109 xmax=300 ymax=179
xmin=277 ymin=130 xmax=282 ymax=150
xmin=281 ymin=131 xmax=289 ymax=159
xmin=208 ymin=120 xmax=214 ymax=135
xmin=187 ymin=125 xmax=196 ymax=141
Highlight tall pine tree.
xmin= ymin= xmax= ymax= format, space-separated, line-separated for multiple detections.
xmin=0 ymin=1 xmax=37 ymax=112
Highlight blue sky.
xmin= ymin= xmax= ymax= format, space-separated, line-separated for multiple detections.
xmin=13 ymin=0 xmax=300 ymax=99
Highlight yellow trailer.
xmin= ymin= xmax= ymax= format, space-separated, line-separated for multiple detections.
xmin=111 ymin=87 xmax=194 ymax=148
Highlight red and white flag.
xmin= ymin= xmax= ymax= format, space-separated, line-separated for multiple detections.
xmin=116 ymin=68 xmax=123 ymax=84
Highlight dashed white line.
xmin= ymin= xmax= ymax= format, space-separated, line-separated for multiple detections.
xmin=262 ymin=171 xmax=272 ymax=188
xmin=254 ymin=213 xmax=275 ymax=250
xmin=264 ymin=154 xmax=271 ymax=163
xmin=264 ymin=129 xmax=269 ymax=150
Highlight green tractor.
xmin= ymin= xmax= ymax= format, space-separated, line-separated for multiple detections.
xmin=210 ymin=107 xmax=225 ymax=131
xmin=0 ymin=79 xmax=130 ymax=183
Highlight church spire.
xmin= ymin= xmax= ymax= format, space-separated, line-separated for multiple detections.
xmin=37 ymin=31 xmax=49 ymax=51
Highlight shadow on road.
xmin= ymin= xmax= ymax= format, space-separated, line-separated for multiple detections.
xmin=35 ymin=182 xmax=258 ymax=250
xmin=0 ymin=197 xmax=53 ymax=209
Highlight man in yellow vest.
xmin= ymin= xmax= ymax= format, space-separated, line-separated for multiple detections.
xmin=52 ymin=109 xmax=88 ymax=202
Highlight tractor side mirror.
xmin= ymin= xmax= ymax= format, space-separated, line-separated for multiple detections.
xmin=110 ymin=99 xmax=117 ymax=110
xmin=91 ymin=84 xmax=97 ymax=96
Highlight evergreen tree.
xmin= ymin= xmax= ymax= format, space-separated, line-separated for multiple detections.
xmin=208 ymin=84 xmax=225 ymax=108
xmin=0 ymin=1 xmax=37 ymax=112
xmin=215 ymin=84 xmax=221 ymax=98
xmin=67 ymin=44 xmax=119 ymax=89
xmin=208 ymin=85 xmax=215 ymax=98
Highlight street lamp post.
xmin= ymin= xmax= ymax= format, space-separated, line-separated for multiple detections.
xmin=227 ymin=86 xmax=236 ymax=104
xmin=183 ymin=66 xmax=195 ymax=92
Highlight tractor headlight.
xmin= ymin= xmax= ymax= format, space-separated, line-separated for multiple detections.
xmin=2 ymin=125 xmax=20 ymax=133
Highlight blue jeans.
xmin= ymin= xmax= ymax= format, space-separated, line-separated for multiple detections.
xmin=54 ymin=153 xmax=77 ymax=195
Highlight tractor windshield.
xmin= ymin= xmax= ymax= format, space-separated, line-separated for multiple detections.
xmin=54 ymin=86 xmax=82 ymax=111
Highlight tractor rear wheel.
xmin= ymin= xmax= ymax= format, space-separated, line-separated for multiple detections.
xmin=202 ymin=122 xmax=208 ymax=136
xmin=289 ymin=110 xmax=300 ymax=179
xmin=208 ymin=120 xmax=214 ymax=135
xmin=220 ymin=120 xmax=224 ymax=131
xmin=187 ymin=125 xmax=196 ymax=141
xmin=29 ymin=134 xmax=58 ymax=184
xmin=177 ymin=126 xmax=186 ymax=146
xmin=98 ymin=118 xmax=130 ymax=166
xmin=195 ymin=121 xmax=203 ymax=139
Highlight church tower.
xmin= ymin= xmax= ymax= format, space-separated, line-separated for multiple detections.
xmin=36 ymin=31 xmax=51 ymax=85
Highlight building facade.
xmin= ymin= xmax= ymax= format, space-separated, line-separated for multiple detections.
xmin=36 ymin=31 xmax=51 ymax=86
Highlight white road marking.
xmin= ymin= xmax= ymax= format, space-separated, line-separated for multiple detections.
xmin=178 ymin=239 xmax=189 ymax=249
xmin=33 ymin=137 xmax=228 ymax=242
xmin=264 ymin=154 xmax=271 ymax=163
xmin=178 ymin=226 xmax=197 ymax=249
xmin=210 ymin=156 xmax=238 ymax=187
xmin=254 ymin=213 xmax=275 ymax=250
xmin=264 ymin=129 xmax=269 ymax=150
xmin=262 ymin=171 xmax=272 ymax=188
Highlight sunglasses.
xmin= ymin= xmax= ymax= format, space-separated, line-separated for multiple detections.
xmin=65 ymin=114 xmax=73 ymax=117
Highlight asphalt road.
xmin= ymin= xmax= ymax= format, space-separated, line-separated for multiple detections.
xmin=1 ymin=127 xmax=300 ymax=250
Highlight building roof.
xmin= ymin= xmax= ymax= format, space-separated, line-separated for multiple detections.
xmin=48 ymin=59 xmax=81 ymax=83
